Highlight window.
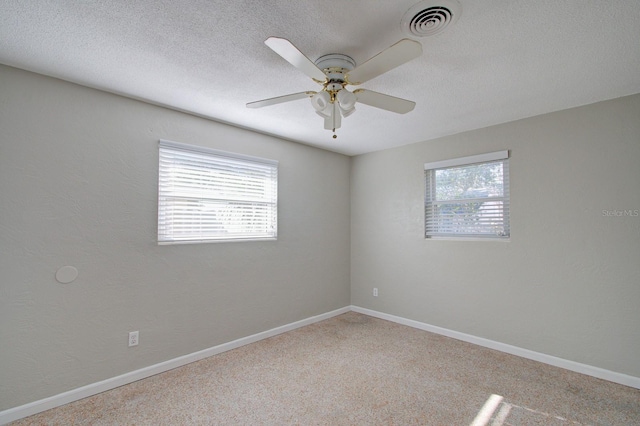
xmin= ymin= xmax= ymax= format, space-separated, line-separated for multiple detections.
xmin=158 ymin=140 xmax=278 ymax=244
xmin=425 ymin=150 xmax=510 ymax=239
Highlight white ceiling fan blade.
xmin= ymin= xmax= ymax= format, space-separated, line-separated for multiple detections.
xmin=346 ymin=39 xmax=422 ymax=85
xmin=246 ymin=91 xmax=315 ymax=108
xmin=264 ymin=37 xmax=327 ymax=82
xmin=354 ymin=89 xmax=416 ymax=114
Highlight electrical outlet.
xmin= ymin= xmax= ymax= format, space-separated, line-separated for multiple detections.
xmin=128 ymin=331 xmax=139 ymax=347
xmin=373 ymin=288 xmax=378 ymax=297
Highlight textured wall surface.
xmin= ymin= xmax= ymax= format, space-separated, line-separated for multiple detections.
xmin=351 ymin=93 xmax=640 ymax=377
xmin=2 ymin=62 xmax=639 ymax=413
xmin=0 ymin=65 xmax=351 ymax=410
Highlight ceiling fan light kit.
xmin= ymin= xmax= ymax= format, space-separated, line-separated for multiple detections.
xmin=247 ymin=37 xmax=423 ymax=138
xmin=311 ymin=91 xmax=331 ymax=112
xmin=337 ymin=89 xmax=357 ymax=110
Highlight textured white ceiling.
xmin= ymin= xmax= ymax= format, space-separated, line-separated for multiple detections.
xmin=1 ymin=1 xmax=639 ymax=156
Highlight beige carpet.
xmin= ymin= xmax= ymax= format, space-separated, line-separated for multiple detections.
xmin=11 ymin=312 xmax=640 ymax=425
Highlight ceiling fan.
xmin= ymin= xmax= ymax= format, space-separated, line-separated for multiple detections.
xmin=247 ymin=37 xmax=423 ymax=138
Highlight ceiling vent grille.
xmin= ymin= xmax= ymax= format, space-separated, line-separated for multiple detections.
xmin=401 ymin=0 xmax=461 ymax=37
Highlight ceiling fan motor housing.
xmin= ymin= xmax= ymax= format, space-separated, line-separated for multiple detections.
xmin=315 ymin=54 xmax=356 ymax=84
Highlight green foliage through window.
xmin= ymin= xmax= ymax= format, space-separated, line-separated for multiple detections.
xmin=425 ymin=153 xmax=510 ymax=239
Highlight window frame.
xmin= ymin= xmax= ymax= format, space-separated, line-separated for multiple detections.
xmin=424 ymin=150 xmax=510 ymax=240
xmin=157 ymin=139 xmax=278 ymax=245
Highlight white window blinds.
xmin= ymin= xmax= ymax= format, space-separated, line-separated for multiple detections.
xmin=425 ymin=151 xmax=510 ymax=239
xmin=158 ymin=140 xmax=278 ymax=244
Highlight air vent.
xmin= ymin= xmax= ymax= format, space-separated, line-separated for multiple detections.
xmin=401 ymin=0 xmax=461 ymax=37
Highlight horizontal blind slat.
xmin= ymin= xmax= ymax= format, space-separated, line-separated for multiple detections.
xmin=425 ymin=157 xmax=509 ymax=238
xmin=158 ymin=142 xmax=277 ymax=243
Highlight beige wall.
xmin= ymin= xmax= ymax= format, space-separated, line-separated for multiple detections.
xmin=0 ymin=65 xmax=351 ymax=410
xmin=2 ymin=62 xmax=639 ymax=412
xmin=351 ymin=93 xmax=640 ymax=377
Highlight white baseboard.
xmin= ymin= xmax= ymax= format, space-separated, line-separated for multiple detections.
xmin=0 ymin=306 xmax=351 ymax=425
xmin=3 ymin=304 xmax=639 ymax=424
xmin=350 ymin=305 xmax=640 ymax=390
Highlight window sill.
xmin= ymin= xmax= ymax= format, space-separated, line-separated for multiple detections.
xmin=425 ymin=236 xmax=510 ymax=242
xmin=158 ymin=237 xmax=277 ymax=245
